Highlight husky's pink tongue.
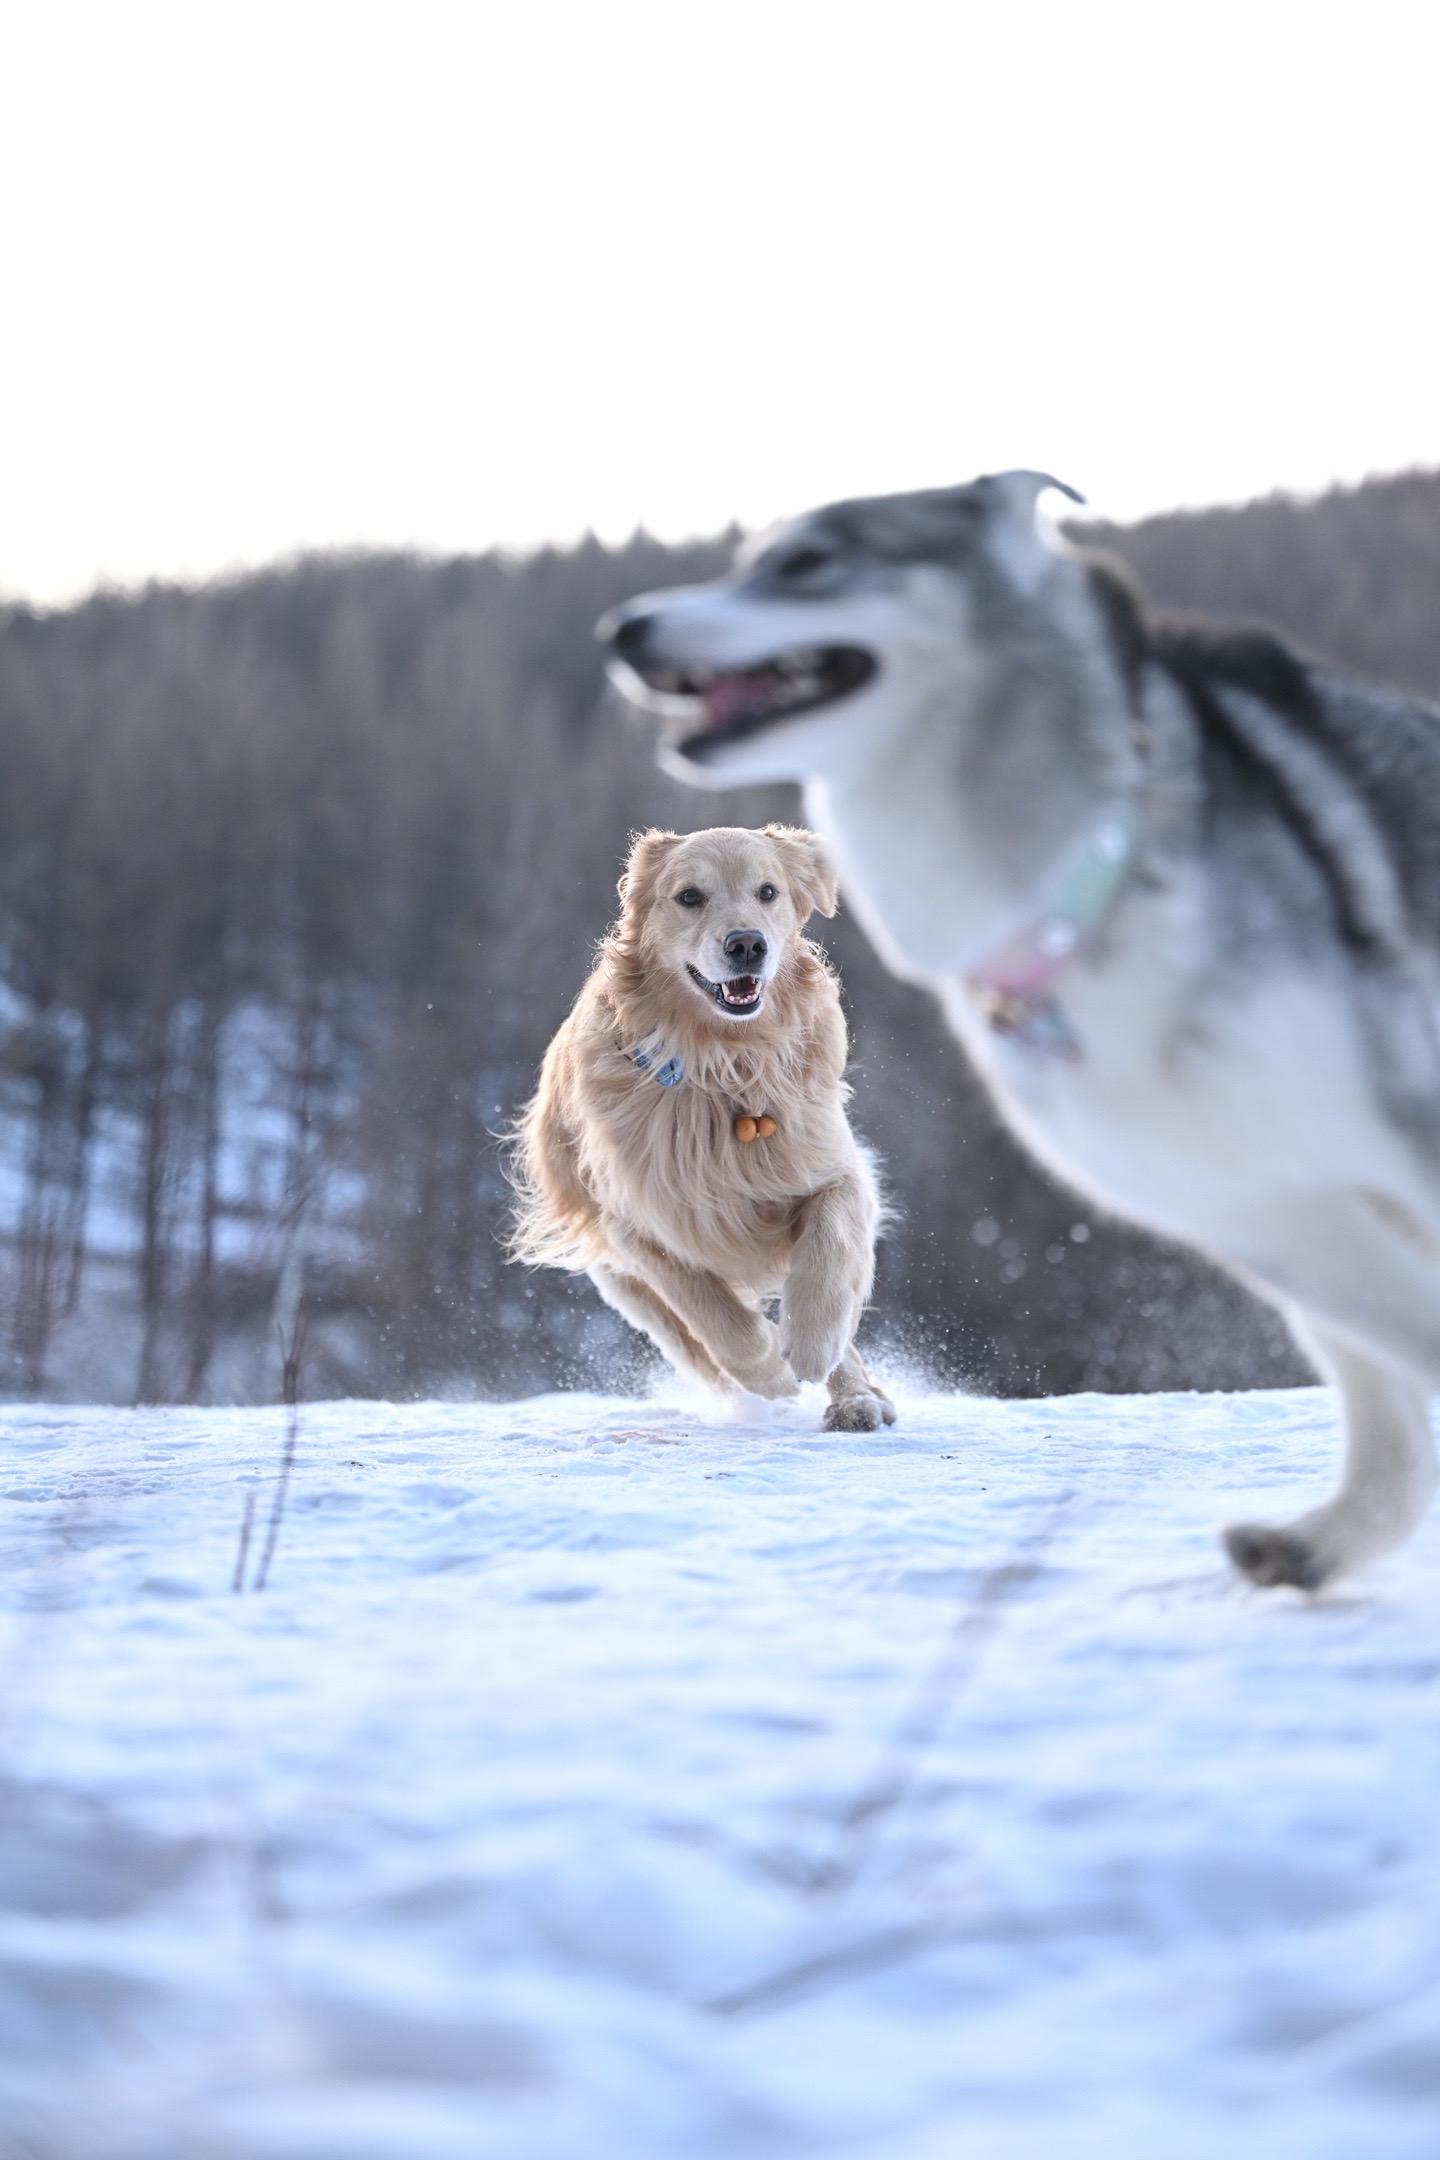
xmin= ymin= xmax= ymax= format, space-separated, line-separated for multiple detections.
xmin=705 ymin=676 xmax=758 ymax=731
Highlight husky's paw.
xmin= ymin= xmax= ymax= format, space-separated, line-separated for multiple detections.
xmin=1223 ymin=1521 xmax=1329 ymax=1591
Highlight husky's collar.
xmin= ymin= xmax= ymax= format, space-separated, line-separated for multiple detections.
xmin=966 ymin=801 xmax=1141 ymax=1061
xmin=631 ymin=1038 xmax=685 ymax=1088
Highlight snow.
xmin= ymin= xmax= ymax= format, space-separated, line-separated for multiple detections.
xmin=3 ymin=1383 xmax=1439 ymax=2160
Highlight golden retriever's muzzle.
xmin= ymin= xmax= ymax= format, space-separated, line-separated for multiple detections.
xmin=685 ymin=963 xmax=765 ymax=1017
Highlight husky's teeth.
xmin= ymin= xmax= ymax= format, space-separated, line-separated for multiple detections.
xmin=664 ymin=648 xmax=836 ymax=705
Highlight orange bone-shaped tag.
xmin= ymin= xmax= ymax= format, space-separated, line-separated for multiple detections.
xmin=735 ymin=1114 xmax=778 ymax=1143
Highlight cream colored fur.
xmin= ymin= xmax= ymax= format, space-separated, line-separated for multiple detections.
xmin=509 ymin=824 xmax=895 ymax=1431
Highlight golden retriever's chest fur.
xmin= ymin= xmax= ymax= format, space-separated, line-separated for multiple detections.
xmin=586 ymin=1056 xmax=838 ymax=1288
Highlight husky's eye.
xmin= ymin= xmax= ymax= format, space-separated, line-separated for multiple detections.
xmin=757 ymin=883 xmax=778 ymax=903
xmin=776 ymin=546 xmax=832 ymax=581
xmin=675 ymin=887 xmax=706 ymax=908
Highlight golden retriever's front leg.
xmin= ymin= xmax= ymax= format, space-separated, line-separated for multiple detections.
xmin=590 ymin=1265 xmax=729 ymax=1391
xmin=617 ymin=1240 xmax=798 ymax=1398
xmin=781 ymin=1177 xmax=876 ymax=1385
xmin=824 ymin=1345 xmax=898 ymax=1432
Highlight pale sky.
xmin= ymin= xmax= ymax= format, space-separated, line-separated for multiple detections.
xmin=6 ymin=1 xmax=1438 ymax=605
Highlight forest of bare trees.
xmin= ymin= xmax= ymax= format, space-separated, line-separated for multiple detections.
xmin=3 ymin=469 xmax=1439 ymax=1404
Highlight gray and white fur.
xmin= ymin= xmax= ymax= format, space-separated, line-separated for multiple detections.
xmin=598 ymin=471 xmax=1440 ymax=1589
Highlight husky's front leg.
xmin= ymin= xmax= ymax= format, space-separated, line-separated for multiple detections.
xmin=781 ymin=1176 xmax=876 ymax=1385
xmin=1226 ymin=1325 xmax=1436 ymax=1589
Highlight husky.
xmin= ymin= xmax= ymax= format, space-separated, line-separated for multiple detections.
xmin=597 ymin=470 xmax=1440 ymax=1589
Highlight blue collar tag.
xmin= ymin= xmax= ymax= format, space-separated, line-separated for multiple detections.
xmin=632 ymin=1042 xmax=685 ymax=1088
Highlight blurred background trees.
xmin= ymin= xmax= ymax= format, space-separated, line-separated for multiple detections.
xmin=2 ymin=471 xmax=1437 ymax=1403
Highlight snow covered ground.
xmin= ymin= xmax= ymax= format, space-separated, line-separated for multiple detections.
xmin=3 ymin=1384 xmax=1439 ymax=2160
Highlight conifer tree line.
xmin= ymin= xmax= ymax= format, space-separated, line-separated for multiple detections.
xmin=2 ymin=471 xmax=1437 ymax=1401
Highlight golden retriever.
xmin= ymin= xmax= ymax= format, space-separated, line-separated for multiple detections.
xmin=509 ymin=824 xmax=895 ymax=1430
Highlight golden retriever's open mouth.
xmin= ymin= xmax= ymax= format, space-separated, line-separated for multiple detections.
xmin=687 ymin=964 xmax=766 ymax=1017
xmin=640 ymin=647 xmax=876 ymax=754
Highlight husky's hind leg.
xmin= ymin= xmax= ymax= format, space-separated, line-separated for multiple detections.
xmin=1218 ymin=1187 xmax=1440 ymax=1586
xmin=1225 ymin=1322 xmax=1436 ymax=1590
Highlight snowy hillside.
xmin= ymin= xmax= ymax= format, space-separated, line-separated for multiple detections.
xmin=3 ymin=1386 xmax=1439 ymax=2160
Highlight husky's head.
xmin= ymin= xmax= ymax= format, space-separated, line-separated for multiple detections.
xmin=597 ymin=472 xmax=1085 ymax=790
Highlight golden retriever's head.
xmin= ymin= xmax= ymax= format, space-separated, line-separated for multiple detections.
xmin=616 ymin=823 xmax=838 ymax=1027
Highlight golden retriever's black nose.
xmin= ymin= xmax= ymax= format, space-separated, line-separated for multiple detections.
xmin=596 ymin=604 xmax=651 ymax=658
xmin=724 ymin=929 xmax=767 ymax=970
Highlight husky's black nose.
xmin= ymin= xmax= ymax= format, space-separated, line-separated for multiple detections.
xmin=596 ymin=604 xmax=651 ymax=659
xmin=724 ymin=929 xmax=767 ymax=970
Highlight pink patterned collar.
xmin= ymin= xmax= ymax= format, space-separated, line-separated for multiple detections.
xmin=966 ymin=802 xmax=1142 ymax=1061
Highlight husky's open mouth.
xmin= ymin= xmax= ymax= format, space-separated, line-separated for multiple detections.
xmin=687 ymin=965 xmax=765 ymax=1017
xmin=639 ymin=646 xmax=876 ymax=753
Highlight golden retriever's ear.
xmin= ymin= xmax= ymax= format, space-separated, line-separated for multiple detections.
xmin=765 ymin=825 xmax=839 ymax=920
xmin=618 ymin=828 xmax=682 ymax=912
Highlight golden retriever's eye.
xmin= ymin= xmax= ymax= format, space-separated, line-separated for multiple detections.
xmin=675 ymin=887 xmax=706 ymax=908
xmin=757 ymin=883 xmax=778 ymax=903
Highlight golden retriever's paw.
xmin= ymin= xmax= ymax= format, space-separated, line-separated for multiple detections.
xmin=741 ymin=1344 xmax=801 ymax=1400
xmin=1222 ymin=1521 xmax=1329 ymax=1591
xmin=824 ymin=1388 xmax=898 ymax=1434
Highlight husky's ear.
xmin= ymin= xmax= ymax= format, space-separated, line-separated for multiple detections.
xmin=982 ymin=470 xmax=1086 ymax=514
xmin=618 ymin=829 xmax=682 ymax=913
xmin=764 ymin=825 xmax=839 ymax=921
xmin=979 ymin=470 xmax=1085 ymax=594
